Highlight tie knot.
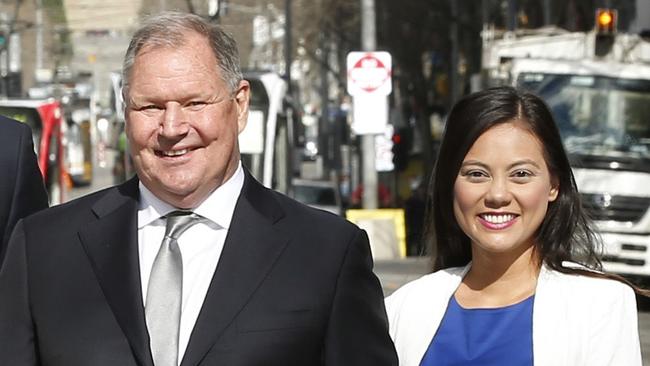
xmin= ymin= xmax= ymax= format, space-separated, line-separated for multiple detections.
xmin=164 ymin=211 xmax=204 ymax=240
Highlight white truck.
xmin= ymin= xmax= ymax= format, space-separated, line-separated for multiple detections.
xmin=481 ymin=10 xmax=650 ymax=280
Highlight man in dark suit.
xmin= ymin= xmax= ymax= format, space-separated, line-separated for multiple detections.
xmin=0 ymin=116 xmax=48 ymax=264
xmin=0 ymin=12 xmax=397 ymax=366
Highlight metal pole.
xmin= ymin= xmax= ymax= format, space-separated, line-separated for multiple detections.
xmin=284 ymin=0 xmax=292 ymax=94
xmin=507 ymin=0 xmax=517 ymax=31
xmin=361 ymin=0 xmax=378 ymax=209
xmin=543 ymin=0 xmax=552 ymax=26
xmin=319 ymin=33 xmax=329 ymax=178
xmin=284 ymin=0 xmax=294 ymax=181
xmin=35 ymin=0 xmax=43 ymax=72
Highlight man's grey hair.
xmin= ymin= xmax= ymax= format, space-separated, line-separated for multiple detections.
xmin=122 ymin=11 xmax=243 ymax=102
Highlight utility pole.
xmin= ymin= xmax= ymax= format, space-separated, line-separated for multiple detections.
xmin=543 ymin=0 xmax=552 ymax=26
xmin=284 ymin=0 xmax=294 ymax=183
xmin=360 ymin=0 xmax=378 ymax=209
xmin=35 ymin=0 xmax=43 ymax=72
xmin=284 ymin=0 xmax=292 ymax=94
xmin=507 ymin=0 xmax=517 ymax=31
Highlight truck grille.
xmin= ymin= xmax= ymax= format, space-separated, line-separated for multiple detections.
xmin=581 ymin=193 xmax=650 ymax=223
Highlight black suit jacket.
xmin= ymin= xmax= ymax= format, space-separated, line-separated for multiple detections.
xmin=0 ymin=171 xmax=397 ymax=365
xmin=0 ymin=116 xmax=48 ymax=264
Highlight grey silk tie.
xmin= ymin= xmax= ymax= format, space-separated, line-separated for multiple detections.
xmin=146 ymin=211 xmax=205 ymax=366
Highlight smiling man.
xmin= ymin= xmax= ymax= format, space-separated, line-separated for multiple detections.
xmin=0 ymin=12 xmax=397 ymax=366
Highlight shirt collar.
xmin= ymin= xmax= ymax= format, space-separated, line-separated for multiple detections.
xmin=138 ymin=162 xmax=245 ymax=229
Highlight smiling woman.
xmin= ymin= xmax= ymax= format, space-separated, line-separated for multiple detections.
xmin=385 ymin=87 xmax=644 ymax=366
xmin=452 ymin=123 xmax=558 ymax=274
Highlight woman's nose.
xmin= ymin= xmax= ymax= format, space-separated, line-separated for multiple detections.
xmin=484 ymin=178 xmax=512 ymax=208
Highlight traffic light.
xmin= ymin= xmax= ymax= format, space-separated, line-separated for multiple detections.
xmin=392 ymin=128 xmax=411 ymax=172
xmin=595 ymin=8 xmax=617 ymax=57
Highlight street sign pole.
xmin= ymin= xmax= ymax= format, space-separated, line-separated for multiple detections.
xmin=361 ymin=0 xmax=378 ymax=209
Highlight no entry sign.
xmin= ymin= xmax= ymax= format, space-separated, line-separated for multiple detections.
xmin=347 ymin=51 xmax=392 ymax=96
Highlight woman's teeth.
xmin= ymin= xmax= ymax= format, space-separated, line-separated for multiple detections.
xmin=481 ymin=214 xmax=515 ymax=224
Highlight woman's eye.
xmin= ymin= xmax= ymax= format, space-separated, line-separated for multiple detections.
xmin=461 ymin=170 xmax=488 ymax=180
xmin=512 ymin=170 xmax=533 ymax=179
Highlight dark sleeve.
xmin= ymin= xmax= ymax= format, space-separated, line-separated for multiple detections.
xmin=0 ymin=221 xmax=39 ymax=365
xmin=323 ymin=229 xmax=398 ymax=365
xmin=1 ymin=124 xmax=48 ymax=261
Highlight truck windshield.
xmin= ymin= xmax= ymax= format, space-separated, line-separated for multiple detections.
xmin=518 ymin=73 xmax=650 ymax=161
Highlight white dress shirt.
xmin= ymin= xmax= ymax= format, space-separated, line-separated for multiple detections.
xmin=137 ymin=163 xmax=244 ymax=364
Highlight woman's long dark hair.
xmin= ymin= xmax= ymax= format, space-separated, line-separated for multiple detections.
xmin=426 ymin=86 xmax=603 ymax=277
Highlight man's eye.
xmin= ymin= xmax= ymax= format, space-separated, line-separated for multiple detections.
xmin=139 ymin=105 xmax=162 ymax=111
xmin=185 ymin=101 xmax=206 ymax=110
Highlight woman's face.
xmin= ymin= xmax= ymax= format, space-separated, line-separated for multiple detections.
xmin=452 ymin=122 xmax=558 ymax=259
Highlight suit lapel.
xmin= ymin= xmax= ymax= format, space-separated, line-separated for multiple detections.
xmin=78 ymin=178 xmax=154 ymax=366
xmin=181 ymin=173 xmax=289 ymax=366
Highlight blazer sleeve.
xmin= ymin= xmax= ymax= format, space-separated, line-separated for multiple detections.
xmin=586 ymin=282 xmax=642 ymax=365
xmin=0 ymin=221 xmax=38 ymax=366
xmin=1 ymin=123 xmax=48 ymax=261
xmin=322 ymin=229 xmax=398 ymax=365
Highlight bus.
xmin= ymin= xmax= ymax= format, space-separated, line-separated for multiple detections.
xmin=28 ymin=79 xmax=96 ymax=187
xmin=240 ymin=70 xmax=294 ymax=193
xmin=0 ymin=99 xmax=67 ymax=204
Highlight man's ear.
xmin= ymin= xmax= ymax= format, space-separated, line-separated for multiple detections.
xmin=234 ymin=80 xmax=250 ymax=134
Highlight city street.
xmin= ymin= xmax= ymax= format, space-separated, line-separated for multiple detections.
xmin=3 ymin=1 xmax=647 ymax=364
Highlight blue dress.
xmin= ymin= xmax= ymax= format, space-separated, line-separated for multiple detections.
xmin=420 ymin=295 xmax=534 ymax=366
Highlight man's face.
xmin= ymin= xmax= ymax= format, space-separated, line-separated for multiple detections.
xmin=125 ymin=32 xmax=249 ymax=208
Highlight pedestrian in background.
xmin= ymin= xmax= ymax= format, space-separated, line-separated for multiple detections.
xmin=0 ymin=11 xmax=397 ymax=366
xmin=404 ymin=180 xmax=426 ymax=256
xmin=385 ymin=86 xmax=643 ymax=365
xmin=0 ymin=116 xmax=48 ymax=265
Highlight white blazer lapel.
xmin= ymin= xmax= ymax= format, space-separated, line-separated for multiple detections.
xmin=532 ymin=265 xmax=572 ymax=366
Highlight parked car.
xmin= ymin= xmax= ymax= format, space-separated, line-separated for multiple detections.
xmin=290 ymin=178 xmax=343 ymax=216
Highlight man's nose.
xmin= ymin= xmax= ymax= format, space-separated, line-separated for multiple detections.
xmin=484 ymin=177 xmax=512 ymax=208
xmin=159 ymin=103 xmax=189 ymax=137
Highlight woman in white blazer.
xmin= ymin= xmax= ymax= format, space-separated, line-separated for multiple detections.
xmin=386 ymin=87 xmax=642 ymax=366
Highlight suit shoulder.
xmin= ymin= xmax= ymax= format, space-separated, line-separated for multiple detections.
xmin=271 ymin=190 xmax=357 ymax=231
xmin=0 ymin=115 xmax=29 ymax=131
xmin=0 ymin=116 xmax=31 ymax=152
xmin=24 ymin=185 xmax=119 ymax=228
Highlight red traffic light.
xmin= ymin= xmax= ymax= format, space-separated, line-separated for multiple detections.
xmin=392 ymin=133 xmax=402 ymax=144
